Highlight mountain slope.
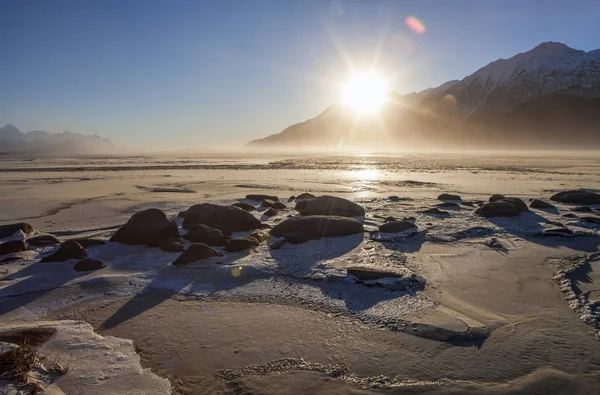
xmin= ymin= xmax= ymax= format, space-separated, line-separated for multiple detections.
xmin=248 ymin=42 xmax=600 ymax=149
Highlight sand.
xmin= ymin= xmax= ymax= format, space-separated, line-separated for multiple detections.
xmin=1 ymin=151 xmax=600 ymax=394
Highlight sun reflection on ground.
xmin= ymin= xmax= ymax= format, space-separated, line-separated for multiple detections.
xmin=348 ymin=168 xmax=381 ymax=181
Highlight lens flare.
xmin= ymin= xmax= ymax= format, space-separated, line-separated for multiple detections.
xmin=405 ymin=16 xmax=426 ymax=34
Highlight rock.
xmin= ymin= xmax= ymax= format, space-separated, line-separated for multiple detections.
xmin=261 ymin=199 xmax=277 ymax=208
xmin=572 ymin=206 xmax=593 ymax=212
xmin=73 ymin=258 xmax=107 ymax=272
xmin=264 ymin=208 xmax=279 ymax=217
xmin=489 ymin=194 xmax=506 ymax=202
xmin=501 ymin=197 xmax=529 ymax=212
xmin=0 ymin=240 xmax=28 ymax=255
xmin=384 ymin=216 xmax=396 ymax=222
xmin=271 ymin=201 xmax=287 ymax=210
xmin=41 ymin=240 xmax=87 ymax=262
xmin=581 ymin=216 xmax=600 ymax=225
xmin=540 ymin=227 xmax=574 ymax=237
xmin=111 ymin=208 xmax=179 ymax=245
xmin=484 ymin=238 xmax=505 ymax=249
xmin=177 ymin=211 xmax=188 ymax=218
xmin=288 ymin=196 xmax=296 ymax=202
xmin=283 ymin=233 xmax=316 ymax=244
xmin=436 ymin=202 xmax=460 ymax=208
xmin=0 ymin=223 xmax=33 ymax=238
xmin=259 ymin=223 xmax=273 ymax=229
xmin=420 ymin=208 xmax=449 ymax=215
xmin=460 ymin=201 xmax=476 ymax=207
xmin=269 ymin=239 xmax=286 ymax=250
xmin=246 ymin=194 xmax=279 ymax=202
xmin=26 ymin=235 xmax=61 ymax=246
xmin=379 ymin=221 xmax=417 ymax=233
xmin=347 ymin=267 xmax=403 ymax=281
xmin=437 ymin=193 xmax=461 ymax=201
xmin=551 ymin=190 xmax=600 ymax=205
xmin=182 ymin=203 xmax=261 ymax=232
xmin=561 ymin=213 xmax=578 ymax=219
xmin=232 ymin=202 xmax=255 ymax=211
xmin=250 ymin=231 xmax=269 ymax=243
xmin=529 ymin=199 xmax=555 ymax=209
xmin=270 ymin=215 xmax=363 ymax=238
xmin=72 ymin=238 xmax=106 ymax=248
xmin=224 ymin=237 xmax=260 ymax=252
xmin=295 ymin=195 xmax=365 ymax=217
xmin=545 ymin=220 xmax=565 ymax=227
xmin=154 ymin=237 xmax=185 ymax=252
xmin=388 ymin=196 xmax=400 ymax=201
xmin=183 ymin=224 xmax=227 ymax=246
xmin=475 ymin=201 xmax=519 ymax=217
xmin=172 ymin=243 xmax=223 ymax=265
xmin=296 ymin=193 xmax=316 ymax=200
xmin=1 ymin=256 xmax=21 ymax=263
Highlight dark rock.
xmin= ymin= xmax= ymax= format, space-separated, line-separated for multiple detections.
xmin=572 ymin=206 xmax=593 ymax=212
xmin=581 ymin=216 xmax=600 ymax=225
xmin=403 ymin=216 xmax=416 ymax=222
xmin=379 ymin=221 xmax=417 ymax=233
xmin=529 ymin=199 xmax=555 ymax=209
xmin=259 ymin=223 xmax=273 ymax=229
xmin=111 ymin=209 xmax=179 ymax=245
xmin=232 ymin=202 xmax=255 ymax=211
xmin=183 ymin=224 xmax=227 ymax=246
xmin=26 ymin=235 xmax=61 ymax=247
xmin=551 ymin=190 xmax=600 ymax=205
xmin=246 ymin=194 xmax=279 ymax=202
xmin=250 ymin=231 xmax=269 ymax=243
xmin=271 ymin=201 xmax=287 ymax=210
xmin=172 ymin=243 xmax=223 ymax=265
xmin=437 ymin=193 xmax=461 ymax=201
xmin=561 ymin=213 xmax=578 ymax=219
xmin=73 ymin=258 xmax=107 ymax=272
xmin=296 ymin=193 xmax=316 ymax=200
xmin=460 ymin=201 xmax=476 ymax=207
xmin=0 ymin=223 xmax=33 ymax=238
xmin=269 ymin=239 xmax=286 ymax=250
xmin=154 ymin=237 xmax=185 ymax=252
xmin=41 ymin=240 xmax=87 ymax=262
xmin=484 ymin=238 xmax=505 ymax=250
xmin=475 ymin=201 xmax=520 ymax=217
xmin=295 ymin=195 xmax=365 ymax=217
xmin=288 ymin=196 xmax=296 ymax=202
xmin=489 ymin=194 xmax=506 ymax=202
xmin=1 ymin=256 xmax=21 ymax=263
xmin=264 ymin=208 xmax=279 ymax=217
xmin=420 ymin=208 xmax=449 ymax=215
xmin=388 ymin=196 xmax=400 ymax=201
xmin=224 ymin=237 xmax=260 ymax=252
xmin=436 ymin=202 xmax=460 ymax=208
xmin=501 ymin=197 xmax=529 ymax=212
xmin=261 ymin=199 xmax=277 ymax=208
xmin=182 ymin=203 xmax=261 ymax=232
xmin=545 ymin=220 xmax=565 ymax=227
xmin=347 ymin=267 xmax=403 ymax=281
xmin=72 ymin=238 xmax=106 ymax=248
xmin=0 ymin=240 xmax=28 ymax=255
xmin=283 ymin=233 xmax=316 ymax=244
xmin=177 ymin=211 xmax=187 ymax=218
xmin=384 ymin=216 xmax=396 ymax=222
xmin=271 ymin=215 xmax=363 ymax=238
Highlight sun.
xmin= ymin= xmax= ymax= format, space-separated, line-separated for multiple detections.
xmin=341 ymin=72 xmax=388 ymax=114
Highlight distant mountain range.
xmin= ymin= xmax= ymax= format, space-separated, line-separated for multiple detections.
xmin=248 ymin=42 xmax=600 ymax=149
xmin=0 ymin=125 xmax=115 ymax=156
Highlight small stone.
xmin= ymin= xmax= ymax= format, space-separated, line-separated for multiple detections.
xmin=288 ymin=196 xmax=296 ymax=202
xmin=155 ymin=237 xmax=185 ymax=252
xmin=436 ymin=202 xmax=460 ymax=208
xmin=41 ymin=240 xmax=87 ymax=262
xmin=529 ymin=199 xmax=555 ymax=209
xmin=73 ymin=258 xmax=107 ymax=272
xmin=581 ymin=216 xmax=600 ymax=225
xmin=437 ymin=193 xmax=461 ymax=201
xmin=264 ymin=208 xmax=279 ymax=217
xmin=72 ymin=238 xmax=106 ymax=248
xmin=250 ymin=231 xmax=269 ymax=243
xmin=173 ymin=244 xmax=223 ymax=265
xmin=379 ymin=221 xmax=417 ymax=233
xmin=246 ymin=194 xmax=279 ymax=202
xmin=27 ymin=235 xmax=61 ymax=247
xmin=225 ymin=237 xmax=260 ymax=252
xmin=347 ymin=267 xmax=403 ymax=281
xmin=232 ymin=202 xmax=255 ymax=211
xmin=0 ymin=240 xmax=28 ymax=255
xmin=572 ymin=206 xmax=593 ymax=212
xmin=0 ymin=223 xmax=34 ymax=238
xmin=269 ymin=239 xmax=286 ymax=250
xmin=420 ymin=208 xmax=449 ymax=215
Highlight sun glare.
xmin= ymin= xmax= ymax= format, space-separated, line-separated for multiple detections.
xmin=342 ymin=72 xmax=388 ymax=114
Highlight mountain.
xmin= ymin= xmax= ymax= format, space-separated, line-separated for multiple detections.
xmin=0 ymin=125 xmax=116 ymax=155
xmin=248 ymin=42 xmax=600 ymax=149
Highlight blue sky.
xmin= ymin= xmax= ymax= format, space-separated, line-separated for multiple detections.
xmin=2 ymin=0 xmax=599 ymax=149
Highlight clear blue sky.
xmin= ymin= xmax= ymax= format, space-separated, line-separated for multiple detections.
xmin=2 ymin=0 xmax=599 ymax=149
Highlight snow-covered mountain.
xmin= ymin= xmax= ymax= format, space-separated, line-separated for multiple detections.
xmin=0 ymin=125 xmax=116 ymax=155
xmin=249 ymin=42 xmax=600 ymax=149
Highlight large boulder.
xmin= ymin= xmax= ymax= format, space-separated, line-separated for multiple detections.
xmin=270 ymin=216 xmax=364 ymax=238
xmin=172 ymin=243 xmax=223 ymax=266
xmin=475 ymin=201 xmax=520 ymax=218
xmin=529 ymin=199 xmax=555 ymax=209
xmin=437 ymin=193 xmax=461 ymax=201
xmin=501 ymin=197 xmax=529 ymax=212
xmin=550 ymin=190 xmax=600 ymax=205
xmin=379 ymin=221 xmax=417 ymax=233
xmin=110 ymin=209 xmax=179 ymax=245
xmin=41 ymin=240 xmax=87 ymax=262
xmin=0 ymin=223 xmax=33 ymax=238
xmin=246 ymin=194 xmax=279 ymax=202
xmin=27 ymin=235 xmax=61 ymax=247
xmin=74 ymin=258 xmax=107 ymax=272
xmin=183 ymin=224 xmax=227 ymax=246
xmin=0 ymin=240 xmax=28 ymax=255
xmin=182 ymin=204 xmax=261 ymax=232
xmin=224 ymin=237 xmax=260 ymax=252
xmin=295 ymin=195 xmax=365 ymax=217
xmin=489 ymin=194 xmax=506 ymax=202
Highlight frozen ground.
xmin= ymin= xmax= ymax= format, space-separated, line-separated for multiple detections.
xmin=1 ymin=151 xmax=600 ymax=394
